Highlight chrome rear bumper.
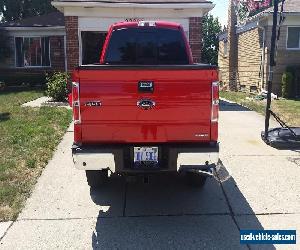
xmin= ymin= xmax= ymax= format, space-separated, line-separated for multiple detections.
xmin=72 ymin=143 xmax=219 ymax=173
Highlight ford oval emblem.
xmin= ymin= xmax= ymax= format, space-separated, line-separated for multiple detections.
xmin=137 ymin=99 xmax=156 ymax=110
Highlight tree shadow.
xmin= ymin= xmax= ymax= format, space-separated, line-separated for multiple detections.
xmin=0 ymin=112 xmax=10 ymax=122
xmin=220 ymin=100 xmax=251 ymax=112
xmin=90 ymin=162 xmax=275 ymax=249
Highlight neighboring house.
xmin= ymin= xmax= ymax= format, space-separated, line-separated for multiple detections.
xmin=0 ymin=0 xmax=214 ymax=84
xmin=218 ymin=0 xmax=300 ymax=96
xmin=0 ymin=12 xmax=66 ymax=84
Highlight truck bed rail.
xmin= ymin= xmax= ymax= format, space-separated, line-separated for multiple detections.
xmin=76 ymin=64 xmax=218 ymax=71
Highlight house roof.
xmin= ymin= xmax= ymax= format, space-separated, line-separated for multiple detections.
xmin=0 ymin=12 xmax=64 ymax=28
xmin=261 ymin=0 xmax=300 ymax=14
xmin=52 ymin=0 xmax=214 ymax=12
xmin=248 ymin=0 xmax=300 ymax=22
xmin=0 ymin=0 xmax=212 ymax=28
xmin=52 ymin=0 xmax=214 ymax=16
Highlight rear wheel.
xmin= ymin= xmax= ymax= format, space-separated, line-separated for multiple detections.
xmin=86 ymin=170 xmax=108 ymax=188
xmin=185 ymin=171 xmax=207 ymax=188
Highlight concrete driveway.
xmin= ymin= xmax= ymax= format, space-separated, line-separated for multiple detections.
xmin=1 ymin=101 xmax=299 ymax=249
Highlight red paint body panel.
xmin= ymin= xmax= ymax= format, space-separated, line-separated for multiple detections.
xmin=75 ymin=68 xmax=218 ymax=144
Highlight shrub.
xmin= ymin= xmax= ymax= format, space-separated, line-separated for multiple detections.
xmin=46 ymin=72 xmax=69 ymax=102
xmin=282 ymin=71 xmax=294 ymax=98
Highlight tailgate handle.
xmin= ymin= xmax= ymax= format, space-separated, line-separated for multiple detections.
xmin=138 ymin=81 xmax=154 ymax=93
xmin=137 ymin=99 xmax=155 ymax=110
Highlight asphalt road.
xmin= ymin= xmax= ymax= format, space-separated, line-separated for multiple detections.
xmin=0 ymin=100 xmax=299 ymax=249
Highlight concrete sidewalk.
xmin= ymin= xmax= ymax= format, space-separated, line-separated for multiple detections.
xmin=0 ymin=101 xmax=299 ymax=249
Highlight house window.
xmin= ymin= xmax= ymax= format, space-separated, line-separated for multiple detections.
xmin=224 ymin=40 xmax=228 ymax=56
xmin=15 ymin=37 xmax=50 ymax=67
xmin=287 ymin=27 xmax=300 ymax=49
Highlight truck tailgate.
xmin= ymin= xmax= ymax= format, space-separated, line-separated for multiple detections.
xmin=77 ymin=66 xmax=217 ymax=143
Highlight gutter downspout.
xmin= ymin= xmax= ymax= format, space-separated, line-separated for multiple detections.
xmin=64 ymin=35 xmax=67 ymax=72
xmin=257 ymin=19 xmax=266 ymax=90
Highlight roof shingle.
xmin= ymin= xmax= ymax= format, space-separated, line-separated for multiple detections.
xmin=53 ymin=0 xmax=211 ymax=2
xmin=0 ymin=12 xmax=64 ymax=27
xmin=1 ymin=0 xmax=213 ymax=28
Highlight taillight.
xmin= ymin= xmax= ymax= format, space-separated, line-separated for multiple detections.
xmin=72 ymin=82 xmax=81 ymax=124
xmin=211 ymin=81 xmax=219 ymax=123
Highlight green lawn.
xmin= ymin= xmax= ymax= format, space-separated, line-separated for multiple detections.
xmin=220 ymin=91 xmax=300 ymax=126
xmin=0 ymin=90 xmax=72 ymax=221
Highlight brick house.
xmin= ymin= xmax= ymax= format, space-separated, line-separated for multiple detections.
xmin=218 ymin=0 xmax=300 ymax=96
xmin=0 ymin=0 xmax=214 ymax=84
xmin=0 ymin=12 xmax=66 ymax=84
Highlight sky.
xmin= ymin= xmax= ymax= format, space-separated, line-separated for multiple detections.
xmin=210 ymin=0 xmax=229 ymax=27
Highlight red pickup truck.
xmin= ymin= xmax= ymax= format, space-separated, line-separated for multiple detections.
xmin=71 ymin=21 xmax=219 ymax=188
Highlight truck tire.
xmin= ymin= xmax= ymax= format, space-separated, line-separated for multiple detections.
xmin=86 ymin=170 xmax=108 ymax=188
xmin=185 ymin=172 xmax=207 ymax=188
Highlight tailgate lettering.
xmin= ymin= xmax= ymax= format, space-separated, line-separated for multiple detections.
xmin=85 ymin=101 xmax=102 ymax=107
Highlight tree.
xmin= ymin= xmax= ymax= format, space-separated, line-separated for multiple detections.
xmin=0 ymin=0 xmax=55 ymax=22
xmin=201 ymin=14 xmax=221 ymax=66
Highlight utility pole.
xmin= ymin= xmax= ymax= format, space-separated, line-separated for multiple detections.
xmin=264 ymin=0 xmax=279 ymax=141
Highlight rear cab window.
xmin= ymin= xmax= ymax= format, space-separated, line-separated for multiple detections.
xmin=104 ymin=27 xmax=189 ymax=65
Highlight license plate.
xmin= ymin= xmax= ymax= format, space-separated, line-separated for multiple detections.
xmin=134 ymin=147 xmax=158 ymax=163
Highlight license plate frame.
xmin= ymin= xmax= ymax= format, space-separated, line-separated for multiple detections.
xmin=133 ymin=146 xmax=159 ymax=168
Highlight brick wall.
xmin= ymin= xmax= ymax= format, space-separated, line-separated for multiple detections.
xmin=219 ymin=24 xmax=300 ymax=95
xmin=65 ymin=16 xmax=79 ymax=72
xmin=0 ymin=67 xmax=50 ymax=85
xmin=50 ymin=36 xmax=65 ymax=71
xmin=237 ymin=28 xmax=264 ymax=92
xmin=219 ymin=28 xmax=266 ymax=93
xmin=218 ymin=40 xmax=229 ymax=86
xmin=189 ymin=17 xmax=202 ymax=63
xmin=218 ymin=0 xmax=239 ymax=90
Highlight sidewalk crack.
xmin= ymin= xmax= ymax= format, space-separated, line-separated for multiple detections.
xmin=0 ymin=221 xmax=14 ymax=242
